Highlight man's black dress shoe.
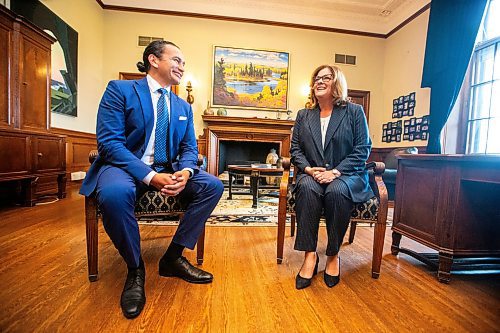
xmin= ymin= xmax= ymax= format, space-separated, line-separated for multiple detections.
xmin=295 ymin=253 xmax=319 ymax=290
xmin=324 ymin=257 xmax=340 ymax=288
xmin=120 ymin=267 xmax=146 ymax=319
xmin=159 ymin=256 xmax=213 ymax=284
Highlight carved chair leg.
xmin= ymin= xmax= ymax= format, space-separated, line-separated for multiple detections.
xmin=85 ymin=196 xmax=99 ymax=282
xmin=277 ymin=205 xmax=288 ymax=264
xmin=290 ymin=214 xmax=296 ymax=237
xmin=371 ymin=220 xmax=386 ymax=279
xmin=197 ymin=227 xmax=205 ymax=265
xmin=348 ymin=221 xmax=357 ymax=244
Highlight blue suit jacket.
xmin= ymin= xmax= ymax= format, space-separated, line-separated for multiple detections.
xmin=290 ymin=102 xmax=374 ymax=203
xmin=80 ymin=77 xmax=198 ymax=196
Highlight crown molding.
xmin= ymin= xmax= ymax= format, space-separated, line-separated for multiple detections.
xmin=386 ymin=2 xmax=431 ymax=38
xmin=95 ymin=1 xmax=430 ymax=39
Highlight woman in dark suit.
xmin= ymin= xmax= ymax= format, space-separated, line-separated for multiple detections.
xmin=290 ymin=65 xmax=373 ymax=289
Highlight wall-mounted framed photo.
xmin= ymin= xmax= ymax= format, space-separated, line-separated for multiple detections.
xmin=211 ymin=46 xmax=289 ymax=111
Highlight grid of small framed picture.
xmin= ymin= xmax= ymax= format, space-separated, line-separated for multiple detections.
xmin=382 ymin=120 xmax=402 ymax=143
xmin=392 ymin=92 xmax=416 ymax=118
xmin=404 ymin=116 xmax=429 ymax=141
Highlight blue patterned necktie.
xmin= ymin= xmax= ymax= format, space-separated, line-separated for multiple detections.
xmin=154 ymin=88 xmax=169 ymax=167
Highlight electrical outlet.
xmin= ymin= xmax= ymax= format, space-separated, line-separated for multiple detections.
xmin=71 ymin=171 xmax=86 ymax=181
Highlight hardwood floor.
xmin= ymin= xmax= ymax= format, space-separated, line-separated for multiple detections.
xmin=0 ymin=184 xmax=499 ymax=332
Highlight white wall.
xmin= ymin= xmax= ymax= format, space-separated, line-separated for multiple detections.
xmin=101 ymin=10 xmax=385 ymax=139
xmin=380 ymin=10 xmax=430 ymax=148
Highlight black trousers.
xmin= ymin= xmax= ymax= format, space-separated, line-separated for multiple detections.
xmin=293 ymin=175 xmax=353 ymax=256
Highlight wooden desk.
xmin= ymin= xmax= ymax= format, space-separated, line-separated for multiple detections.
xmin=227 ymin=165 xmax=283 ymax=208
xmin=392 ymin=154 xmax=500 ymax=283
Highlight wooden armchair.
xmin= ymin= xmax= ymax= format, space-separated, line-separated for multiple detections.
xmin=85 ymin=150 xmax=207 ymax=282
xmin=277 ymin=158 xmax=388 ymax=278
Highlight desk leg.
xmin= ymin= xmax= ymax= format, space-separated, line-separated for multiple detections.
xmin=228 ymin=173 xmax=233 ymax=200
xmin=437 ymin=252 xmax=453 ymax=283
xmin=251 ymin=175 xmax=258 ymax=208
xmin=391 ymin=231 xmax=402 ymax=255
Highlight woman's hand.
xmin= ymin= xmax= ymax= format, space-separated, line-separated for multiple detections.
xmin=305 ymin=166 xmax=326 ymax=177
xmin=313 ymin=169 xmax=341 ymax=184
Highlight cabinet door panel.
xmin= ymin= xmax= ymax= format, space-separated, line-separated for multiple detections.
xmin=34 ymin=137 xmax=64 ymax=172
xmin=396 ymin=164 xmax=441 ymax=244
xmin=0 ymin=133 xmax=30 ymax=176
xmin=35 ymin=175 xmax=59 ymax=196
xmin=20 ymin=36 xmax=50 ymax=132
xmin=0 ymin=22 xmax=11 ymax=128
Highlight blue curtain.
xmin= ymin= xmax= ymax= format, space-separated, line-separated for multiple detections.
xmin=421 ymin=0 xmax=488 ymax=153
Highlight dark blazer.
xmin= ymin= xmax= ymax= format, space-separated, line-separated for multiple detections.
xmin=80 ymin=77 xmax=199 ymax=196
xmin=290 ymin=102 xmax=374 ymax=203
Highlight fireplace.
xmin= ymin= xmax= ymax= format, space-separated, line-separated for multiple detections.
xmin=198 ymin=115 xmax=294 ymax=176
xmin=218 ymin=140 xmax=280 ymax=174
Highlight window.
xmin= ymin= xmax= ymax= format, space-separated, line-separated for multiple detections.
xmin=466 ymin=0 xmax=500 ymax=154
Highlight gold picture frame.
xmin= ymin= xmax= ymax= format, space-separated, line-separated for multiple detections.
xmin=211 ymin=46 xmax=290 ymax=111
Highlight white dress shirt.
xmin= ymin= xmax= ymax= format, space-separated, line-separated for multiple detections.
xmin=320 ymin=115 xmax=331 ymax=149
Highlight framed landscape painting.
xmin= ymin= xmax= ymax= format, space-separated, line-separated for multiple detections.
xmin=212 ymin=46 xmax=289 ymax=111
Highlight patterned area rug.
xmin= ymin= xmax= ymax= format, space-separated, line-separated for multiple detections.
xmin=207 ymin=190 xmax=279 ymax=225
xmin=139 ymin=189 xmax=394 ymax=226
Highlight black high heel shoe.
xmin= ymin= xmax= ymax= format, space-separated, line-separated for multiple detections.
xmin=295 ymin=253 xmax=319 ymax=290
xmin=324 ymin=256 xmax=340 ymax=288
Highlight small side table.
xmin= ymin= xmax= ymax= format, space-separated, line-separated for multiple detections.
xmin=227 ymin=165 xmax=283 ymax=208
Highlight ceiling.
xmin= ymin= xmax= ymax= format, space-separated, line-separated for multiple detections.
xmin=99 ymin=0 xmax=431 ymax=36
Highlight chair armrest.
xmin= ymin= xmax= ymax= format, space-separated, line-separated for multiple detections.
xmin=197 ymin=154 xmax=206 ymax=169
xmin=279 ymin=157 xmax=291 ymax=199
xmin=366 ymin=161 xmax=385 ymax=175
xmin=89 ymin=150 xmax=98 ymax=164
xmin=366 ymin=161 xmax=388 ymax=208
xmin=282 ymin=157 xmax=291 ymax=170
xmin=88 ymin=150 xmax=206 ymax=169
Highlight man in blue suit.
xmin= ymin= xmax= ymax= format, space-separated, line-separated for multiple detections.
xmin=80 ymin=40 xmax=224 ymax=319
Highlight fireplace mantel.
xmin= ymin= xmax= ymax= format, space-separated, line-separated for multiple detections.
xmin=201 ymin=115 xmax=294 ymax=129
xmin=198 ymin=116 xmax=294 ymax=176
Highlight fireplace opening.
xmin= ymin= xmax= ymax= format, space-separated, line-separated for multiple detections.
xmin=218 ymin=140 xmax=280 ymax=175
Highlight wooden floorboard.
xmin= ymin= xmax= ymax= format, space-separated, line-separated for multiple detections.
xmin=0 ymin=184 xmax=499 ymax=332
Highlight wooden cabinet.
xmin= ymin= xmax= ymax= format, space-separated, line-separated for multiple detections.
xmin=391 ymin=154 xmax=500 ymax=283
xmin=0 ymin=7 xmax=13 ymax=129
xmin=0 ymin=6 xmax=66 ymax=206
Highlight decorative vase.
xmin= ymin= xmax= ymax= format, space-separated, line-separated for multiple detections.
xmin=203 ymin=101 xmax=214 ymax=115
xmin=217 ymin=107 xmax=227 ymax=116
xmin=276 ymin=157 xmax=283 ymax=169
xmin=265 ymin=148 xmax=279 ymax=185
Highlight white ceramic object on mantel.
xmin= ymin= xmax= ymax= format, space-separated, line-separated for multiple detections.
xmin=265 ymin=148 xmax=279 ymax=185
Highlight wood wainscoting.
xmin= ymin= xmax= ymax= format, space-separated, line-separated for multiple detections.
xmin=51 ymin=128 xmax=96 ymax=179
